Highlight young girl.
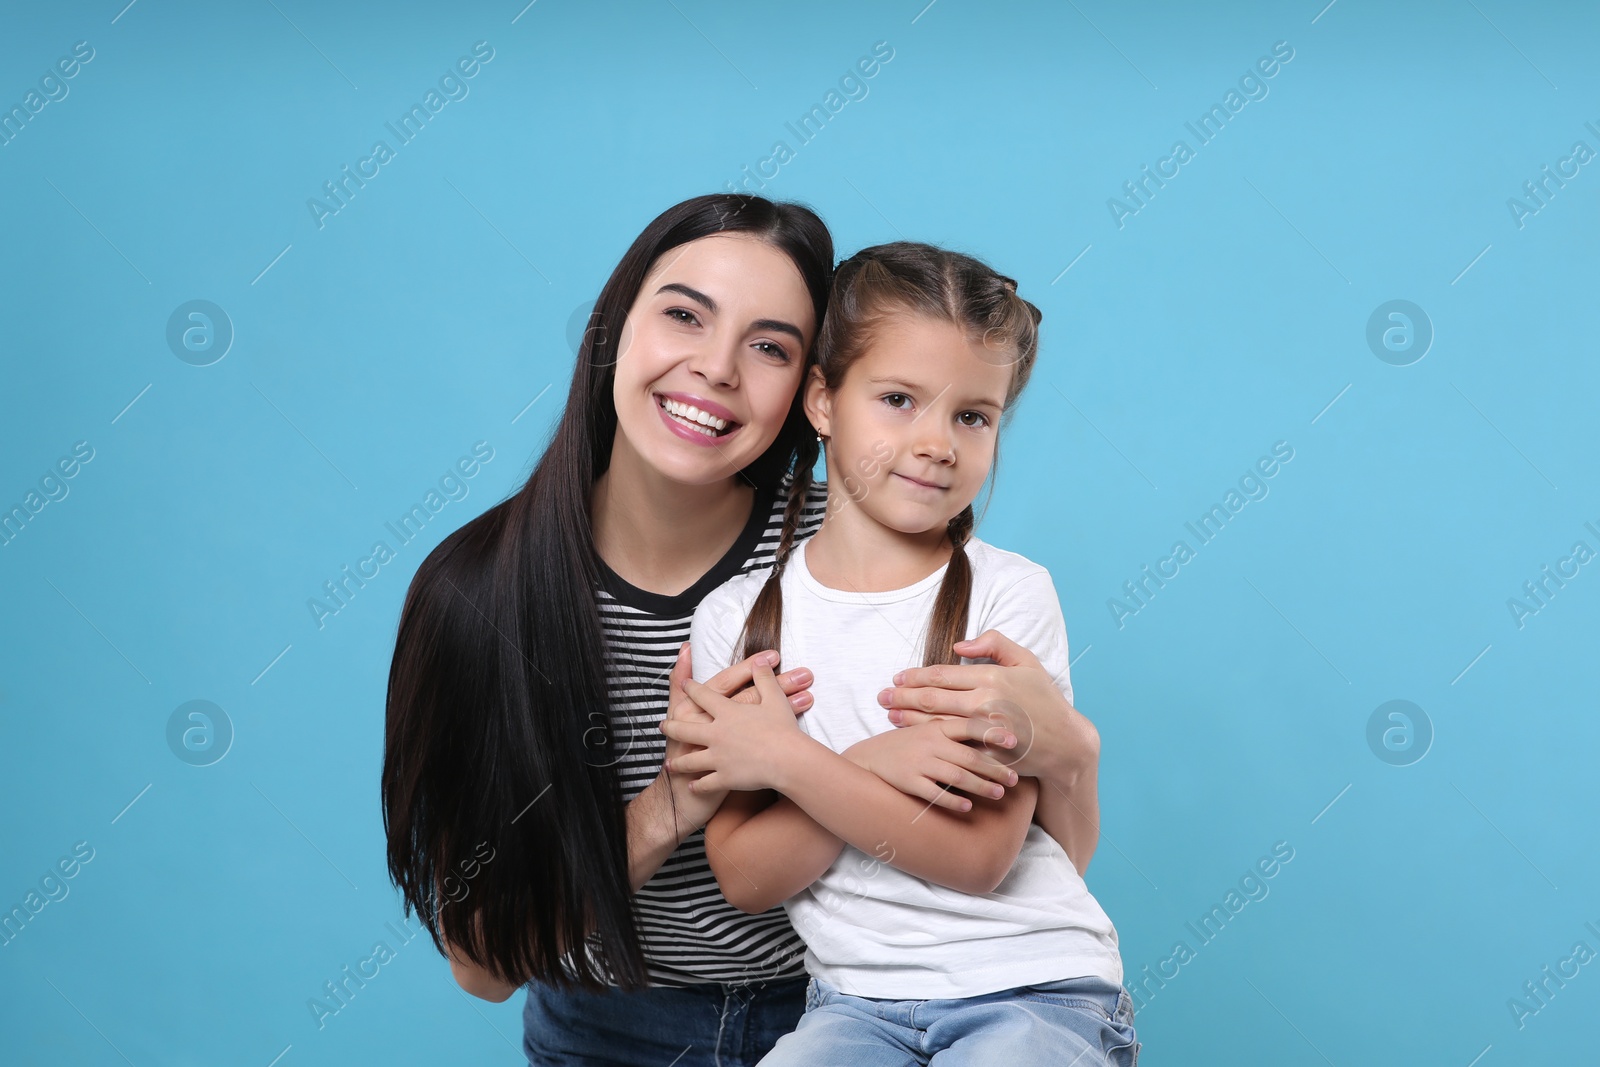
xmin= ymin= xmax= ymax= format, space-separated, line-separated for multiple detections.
xmin=664 ymin=243 xmax=1140 ymax=1064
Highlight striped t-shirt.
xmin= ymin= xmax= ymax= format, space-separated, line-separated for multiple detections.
xmin=588 ymin=470 xmax=827 ymax=987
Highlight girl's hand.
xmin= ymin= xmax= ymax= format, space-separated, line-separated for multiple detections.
xmin=878 ymin=629 xmax=1100 ymax=782
xmin=660 ymin=643 xmax=814 ymax=828
xmin=841 ymin=720 xmax=1020 ymax=813
xmin=661 ymin=661 xmax=806 ymax=794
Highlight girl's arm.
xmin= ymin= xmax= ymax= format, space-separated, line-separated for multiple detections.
xmin=703 ymin=718 xmax=1032 ymax=912
xmin=704 ymin=789 xmax=842 ymax=912
xmin=671 ymin=666 xmax=1040 ymax=912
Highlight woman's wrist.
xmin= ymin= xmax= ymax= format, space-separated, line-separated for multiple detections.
xmin=1032 ymin=706 xmax=1101 ymax=790
xmin=626 ymin=769 xmax=709 ymax=891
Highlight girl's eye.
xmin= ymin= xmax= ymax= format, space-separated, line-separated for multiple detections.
xmin=665 ymin=307 xmax=699 ymax=326
xmin=883 ymin=393 xmax=912 ymax=410
xmin=958 ymin=411 xmax=989 ymax=428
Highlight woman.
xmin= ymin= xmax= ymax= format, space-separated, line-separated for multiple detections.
xmin=381 ymin=193 xmax=1104 ymax=1067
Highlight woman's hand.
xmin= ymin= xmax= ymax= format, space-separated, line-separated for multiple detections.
xmin=661 ymin=661 xmax=809 ymax=794
xmin=878 ymin=629 xmax=1100 ymax=782
xmin=658 ymin=643 xmax=813 ymax=830
xmin=840 ymin=719 xmax=1021 ymax=813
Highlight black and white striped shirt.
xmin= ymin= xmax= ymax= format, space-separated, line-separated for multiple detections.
xmin=591 ymin=470 xmax=827 ymax=987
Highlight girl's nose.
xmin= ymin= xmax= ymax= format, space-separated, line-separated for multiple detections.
xmin=914 ymin=424 xmax=955 ymax=464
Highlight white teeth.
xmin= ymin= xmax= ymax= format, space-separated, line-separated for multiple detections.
xmin=659 ymin=397 xmax=729 ymax=433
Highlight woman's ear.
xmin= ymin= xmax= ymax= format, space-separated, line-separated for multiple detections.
xmin=802 ymin=365 xmax=832 ymax=439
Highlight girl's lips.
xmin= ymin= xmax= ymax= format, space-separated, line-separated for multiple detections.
xmin=893 ymin=472 xmax=948 ymax=491
xmin=654 ymin=394 xmax=740 ymax=447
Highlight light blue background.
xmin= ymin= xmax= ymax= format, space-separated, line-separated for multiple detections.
xmin=3 ymin=1 xmax=1596 ymax=1063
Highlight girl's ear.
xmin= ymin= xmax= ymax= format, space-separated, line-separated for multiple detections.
xmin=802 ymin=365 xmax=832 ymax=439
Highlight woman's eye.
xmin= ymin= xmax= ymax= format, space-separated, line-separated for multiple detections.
xmin=753 ymin=340 xmax=790 ymax=362
xmin=665 ymin=307 xmax=699 ymax=326
xmin=883 ymin=393 xmax=911 ymax=410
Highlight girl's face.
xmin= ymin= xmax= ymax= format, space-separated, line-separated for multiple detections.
xmin=610 ymin=233 xmax=815 ymax=487
xmin=806 ymin=312 xmax=1013 ymax=536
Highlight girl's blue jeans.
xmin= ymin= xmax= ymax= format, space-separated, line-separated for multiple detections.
xmin=756 ymin=974 xmax=1141 ymax=1066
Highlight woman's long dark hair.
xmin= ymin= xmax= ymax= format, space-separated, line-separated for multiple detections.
xmin=382 ymin=194 xmax=833 ymax=991
xmin=738 ymin=241 xmax=1042 ymax=670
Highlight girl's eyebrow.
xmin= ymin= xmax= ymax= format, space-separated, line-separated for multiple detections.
xmin=657 ymin=282 xmax=804 ymax=342
xmin=867 ymin=376 xmax=1004 ymax=411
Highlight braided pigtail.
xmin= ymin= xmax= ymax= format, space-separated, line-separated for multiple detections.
xmin=920 ymin=504 xmax=976 ymax=666
xmin=738 ymin=434 xmax=820 ymax=667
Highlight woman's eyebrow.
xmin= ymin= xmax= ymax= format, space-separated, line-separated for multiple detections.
xmin=657 ymin=282 xmax=717 ymax=312
xmin=751 ymin=318 xmax=804 ymax=342
xmin=657 ymin=283 xmax=803 ymax=342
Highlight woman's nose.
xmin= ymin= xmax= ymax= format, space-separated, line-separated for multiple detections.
xmin=688 ymin=339 xmax=739 ymax=387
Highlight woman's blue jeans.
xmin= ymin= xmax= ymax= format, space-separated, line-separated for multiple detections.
xmin=522 ymin=975 xmax=808 ymax=1066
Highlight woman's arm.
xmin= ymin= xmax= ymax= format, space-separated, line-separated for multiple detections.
xmin=446 ymin=643 xmax=814 ymax=1001
xmin=881 ymin=628 xmax=1103 ymax=875
xmin=668 ymin=666 xmax=1040 ymax=908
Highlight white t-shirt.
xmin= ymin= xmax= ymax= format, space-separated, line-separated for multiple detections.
xmin=689 ymin=534 xmax=1124 ymax=999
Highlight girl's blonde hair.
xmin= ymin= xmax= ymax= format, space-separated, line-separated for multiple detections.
xmin=739 ymin=241 xmax=1043 ymax=668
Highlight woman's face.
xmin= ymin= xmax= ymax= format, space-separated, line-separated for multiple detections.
xmin=610 ymin=233 xmax=815 ymax=487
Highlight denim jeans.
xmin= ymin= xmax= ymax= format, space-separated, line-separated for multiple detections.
xmin=754 ymin=974 xmax=1141 ymax=1066
xmin=522 ymin=975 xmax=808 ymax=1066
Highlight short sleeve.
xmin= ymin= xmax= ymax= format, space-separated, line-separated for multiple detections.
xmin=971 ymin=566 xmax=1075 ymax=707
xmin=689 ymin=583 xmax=749 ymax=686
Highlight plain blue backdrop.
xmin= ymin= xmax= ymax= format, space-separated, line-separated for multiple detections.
xmin=2 ymin=1 xmax=1596 ymax=1063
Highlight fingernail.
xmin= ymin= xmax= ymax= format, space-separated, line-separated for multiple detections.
xmin=887 ymin=709 xmax=902 ymax=723
xmin=892 ymin=671 xmax=905 ymax=685
xmin=960 ymin=800 xmax=972 ymax=811
xmin=877 ymin=688 xmax=892 ymax=707
xmin=762 ymin=650 xmax=780 ymax=666
xmin=791 ymin=668 xmax=813 ymax=685
xmin=793 ymin=693 xmax=813 ymax=709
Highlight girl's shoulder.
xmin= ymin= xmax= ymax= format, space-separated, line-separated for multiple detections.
xmin=963 ymin=535 xmax=1054 ymax=585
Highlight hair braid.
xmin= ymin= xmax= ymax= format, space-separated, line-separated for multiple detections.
xmin=737 ymin=433 xmax=820 ymax=665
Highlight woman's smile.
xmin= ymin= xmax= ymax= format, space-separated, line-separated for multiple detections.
xmin=655 ymin=391 xmax=742 ymax=445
